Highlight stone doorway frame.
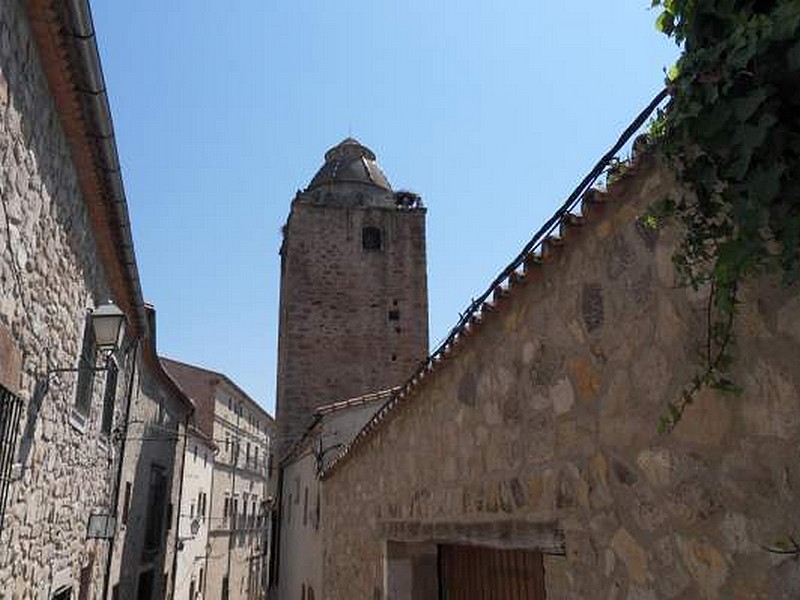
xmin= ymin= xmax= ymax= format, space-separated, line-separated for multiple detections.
xmin=381 ymin=519 xmax=565 ymax=600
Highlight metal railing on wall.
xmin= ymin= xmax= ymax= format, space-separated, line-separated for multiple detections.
xmin=0 ymin=384 xmax=23 ymax=540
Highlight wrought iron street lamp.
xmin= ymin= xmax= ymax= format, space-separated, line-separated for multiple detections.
xmin=89 ymin=301 xmax=126 ymax=353
xmin=46 ymin=301 xmax=127 ymax=378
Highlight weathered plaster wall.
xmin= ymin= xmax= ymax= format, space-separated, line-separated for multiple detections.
xmin=0 ymin=1 xmax=122 ymax=596
xmin=278 ymin=449 xmax=321 ymax=600
xmin=322 ymin=158 xmax=800 ymax=599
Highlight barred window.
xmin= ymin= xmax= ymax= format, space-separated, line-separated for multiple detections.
xmin=0 ymin=385 xmax=23 ymax=541
xmin=362 ymin=226 xmax=382 ymax=251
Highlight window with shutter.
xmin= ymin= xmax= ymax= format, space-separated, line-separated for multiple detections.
xmin=74 ymin=316 xmax=97 ymax=418
xmin=100 ymin=357 xmax=118 ymax=435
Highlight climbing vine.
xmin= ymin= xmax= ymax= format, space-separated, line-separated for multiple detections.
xmin=649 ymin=0 xmax=800 ymax=431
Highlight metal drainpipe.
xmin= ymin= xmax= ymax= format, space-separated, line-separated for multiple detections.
xmin=102 ymin=338 xmax=139 ymax=599
xmin=170 ymin=411 xmax=190 ymax=599
xmin=268 ymin=466 xmax=283 ymax=593
xmin=66 ymin=0 xmax=148 ymax=332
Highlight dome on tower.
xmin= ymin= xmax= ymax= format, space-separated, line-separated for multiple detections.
xmin=307 ymin=138 xmax=392 ymax=192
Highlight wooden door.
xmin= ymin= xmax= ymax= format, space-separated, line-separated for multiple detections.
xmin=439 ymin=544 xmax=546 ymax=599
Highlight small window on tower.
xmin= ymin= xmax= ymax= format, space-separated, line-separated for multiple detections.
xmin=362 ymin=227 xmax=382 ymax=251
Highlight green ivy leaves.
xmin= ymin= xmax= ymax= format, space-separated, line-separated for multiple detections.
xmin=651 ymin=0 xmax=800 ymax=431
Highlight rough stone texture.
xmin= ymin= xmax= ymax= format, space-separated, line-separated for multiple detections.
xmin=321 ymin=159 xmax=800 ymax=599
xmin=0 ymin=5 xmax=193 ymax=598
xmin=0 ymin=1 xmax=117 ymax=596
xmin=0 ymin=323 xmax=21 ymax=392
xmin=275 ymin=154 xmax=429 ymax=456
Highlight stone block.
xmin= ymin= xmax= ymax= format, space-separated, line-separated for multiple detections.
xmin=551 ymin=377 xmax=575 ymax=415
xmin=610 ymin=457 xmax=638 ymax=487
xmin=581 ymin=284 xmax=604 ymax=333
xmin=630 ymin=346 xmax=669 ymax=407
xmin=567 ymin=356 xmax=602 ymax=405
xmin=610 ymin=527 xmax=650 ymax=585
xmin=776 ymin=294 xmax=800 ymax=344
xmin=650 ymin=535 xmax=691 ymax=599
xmin=741 ymin=361 xmax=798 ymax=440
xmin=719 ymin=512 xmax=752 ymax=554
xmin=673 ymin=387 xmax=732 ymax=446
xmin=654 ymin=297 xmax=687 ymax=349
xmin=630 ymin=491 xmax=667 ymax=532
xmin=556 ymin=415 xmax=594 ymax=457
xmin=665 ymin=478 xmax=722 ymax=525
xmin=636 ymin=448 xmax=673 ymax=487
xmin=589 ymin=511 xmax=620 ymax=545
xmin=588 ymin=453 xmax=613 ymax=508
xmin=626 ymin=586 xmax=657 ymax=600
xmin=556 ymin=463 xmax=589 ymax=510
xmin=565 ymin=527 xmax=598 ymax=567
xmin=525 ymin=468 xmax=555 ymax=512
xmin=603 ymin=547 xmax=615 ymax=576
xmin=0 ymin=322 xmax=21 ymax=392
xmin=675 ymin=536 xmax=728 ymax=599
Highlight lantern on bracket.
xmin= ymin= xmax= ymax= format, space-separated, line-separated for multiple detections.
xmin=90 ymin=301 xmax=126 ymax=353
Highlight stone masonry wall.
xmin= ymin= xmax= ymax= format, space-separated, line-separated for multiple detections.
xmin=322 ymin=158 xmax=800 ymax=599
xmin=205 ymin=381 xmax=271 ymax=600
xmin=108 ymin=359 xmax=187 ymax=600
xmin=276 ymin=200 xmax=428 ymax=453
xmin=0 ymin=1 xmax=123 ymax=596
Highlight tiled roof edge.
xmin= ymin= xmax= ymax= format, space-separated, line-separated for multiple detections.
xmin=160 ymin=356 xmax=274 ymax=422
xmin=315 ymin=386 xmax=401 ymax=416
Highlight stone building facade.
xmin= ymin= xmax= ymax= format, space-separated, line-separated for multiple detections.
xmin=173 ymin=427 xmax=215 ymax=600
xmin=274 ymin=138 xmax=429 ymax=456
xmin=0 ymin=0 xmax=133 ymax=596
xmin=107 ymin=307 xmax=193 ymax=600
xmin=0 ymin=1 xmax=193 ymax=597
xmin=319 ymin=156 xmax=800 ymax=598
xmin=163 ymin=358 xmax=275 ymax=600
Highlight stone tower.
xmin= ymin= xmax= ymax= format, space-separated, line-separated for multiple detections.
xmin=275 ymin=138 xmax=429 ymax=455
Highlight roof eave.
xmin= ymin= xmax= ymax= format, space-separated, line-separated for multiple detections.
xmin=25 ymin=0 xmax=147 ymax=335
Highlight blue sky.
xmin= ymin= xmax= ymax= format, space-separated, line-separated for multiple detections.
xmin=92 ymin=2 xmax=678 ymax=415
